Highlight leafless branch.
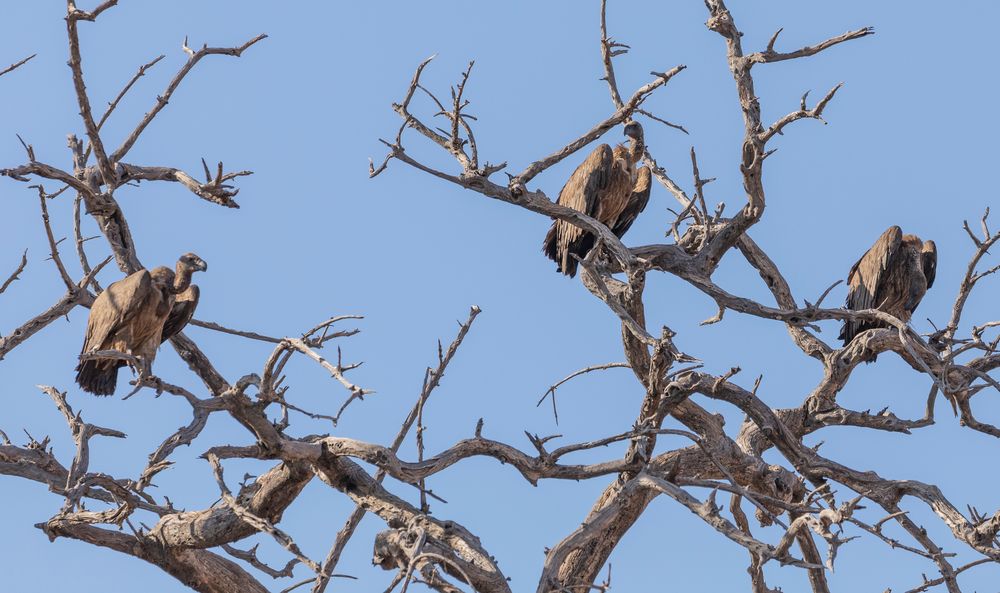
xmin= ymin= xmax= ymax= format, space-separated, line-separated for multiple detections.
xmin=65 ymin=0 xmax=116 ymax=187
xmin=311 ymin=306 xmax=481 ymax=593
xmin=221 ymin=543 xmax=299 ymax=579
xmin=0 ymin=250 xmax=28 ymax=295
xmin=187 ymin=319 xmax=283 ymax=343
xmin=0 ymin=54 xmax=35 ymax=78
xmin=119 ymin=162 xmax=250 ymax=208
xmin=0 ymin=256 xmax=109 ymax=359
xmin=97 ymin=55 xmax=165 ymax=132
xmin=205 ymin=453 xmax=323 ymax=575
xmin=748 ymin=27 xmax=875 ymax=65
xmin=111 ymin=33 xmax=267 ymax=163
xmin=3 ymin=4 xmax=999 ymax=593
xmin=537 ymin=362 xmax=631 ymax=424
xmin=35 ymin=185 xmax=76 ymax=290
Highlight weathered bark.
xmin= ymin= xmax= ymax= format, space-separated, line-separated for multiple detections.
xmin=3 ymin=3 xmax=999 ymax=593
xmin=41 ymin=522 xmax=270 ymax=593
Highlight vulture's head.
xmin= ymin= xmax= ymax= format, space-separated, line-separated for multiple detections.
xmin=921 ymin=240 xmax=937 ymax=289
xmin=623 ymin=120 xmax=644 ymax=141
xmin=179 ymin=252 xmax=208 ymax=273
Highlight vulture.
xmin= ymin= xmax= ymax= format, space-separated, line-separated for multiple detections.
xmin=838 ymin=226 xmax=937 ymax=361
xmin=75 ymin=253 xmax=208 ymax=395
xmin=542 ymin=121 xmax=652 ymax=277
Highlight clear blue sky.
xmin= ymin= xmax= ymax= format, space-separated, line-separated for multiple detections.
xmin=2 ymin=1 xmax=999 ymax=591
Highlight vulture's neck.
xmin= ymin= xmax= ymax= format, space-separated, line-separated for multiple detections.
xmin=173 ymin=262 xmax=194 ymax=294
xmin=626 ymin=136 xmax=644 ymax=166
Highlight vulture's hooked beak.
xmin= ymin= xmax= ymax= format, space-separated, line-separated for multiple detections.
xmin=180 ymin=252 xmax=208 ymax=272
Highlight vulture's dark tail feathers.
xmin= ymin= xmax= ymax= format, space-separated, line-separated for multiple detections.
xmin=75 ymin=359 xmax=120 ymax=396
xmin=542 ymin=224 xmax=559 ymax=270
xmin=566 ymin=234 xmax=596 ymax=278
xmin=541 ymin=223 xmax=596 ymax=278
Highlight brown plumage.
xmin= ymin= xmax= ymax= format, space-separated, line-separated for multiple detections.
xmin=75 ymin=253 xmax=207 ymax=395
xmin=542 ymin=121 xmax=651 ymax=277
xmin=160 ymin=284 xmax=200 ymax=344
xmin=839 ymin=226 xmax=937 ymax=361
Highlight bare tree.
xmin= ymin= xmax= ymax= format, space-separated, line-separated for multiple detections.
xmin=2 ymin=2 xmax=1000 ymax=593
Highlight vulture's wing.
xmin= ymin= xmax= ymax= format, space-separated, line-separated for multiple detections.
xmin=543 ymin=144 xmax=615 ymax=275
xmin=847 ymin=225 xmax=904 ymax=313
xmin=160 ymin=285 xmax=199 ymax=344
xmin=839 ymin=226 xmax=904 ymax=346
xmin=559 ymin=144 xmax=614 ymax=216
xmin=922 ymin=242 xmax=937 ymax=290
xmin=556 ymin=144 xmax=613 ymax=240
xmin=81 ymin=270 xmax=153 ymax=352
xmin=610 ymin=165 xmax=651 ymax=239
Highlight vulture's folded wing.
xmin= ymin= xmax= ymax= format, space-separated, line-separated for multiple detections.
xmin=922 ymin=242 xmax=937 ymax=290
xmin=848 ymin=225 xmax=904 ymax=313
xmin=556 ymin=144 xmax=613 ymax=243
xmin=81 ymin=270 xmax=153 ymax=352
xmin=610 ymin=165 xmax=651 ymax=239
xmin=160 ymin=285 xmax=199 ymax=343
xmin=840 ymin=226 xmax=904 ymax=345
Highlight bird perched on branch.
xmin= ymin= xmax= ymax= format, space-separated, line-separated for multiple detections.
xmin=542 ymin=120 xmax=651 ymax=277
xmin=75 ymin=253 xmax=207 ymax=395
xmin=839 ymin=226 xmax=936 ymax=362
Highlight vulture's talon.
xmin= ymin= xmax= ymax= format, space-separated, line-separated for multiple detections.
xmin=147 ymin=375 xmax=165 ymax=396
